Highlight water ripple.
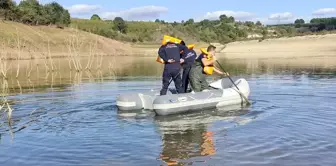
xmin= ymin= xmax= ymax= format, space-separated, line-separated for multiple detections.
xmin=1 ymin=74 xmax=336 ymax=166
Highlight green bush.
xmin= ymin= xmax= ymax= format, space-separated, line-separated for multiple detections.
xmin=0 ymin=0 xmax=70 ymax=26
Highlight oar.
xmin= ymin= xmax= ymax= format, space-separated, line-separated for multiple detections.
xmin=168 ymin=72 xmax=180 ymax=85
xmin=215 ymin=60 xmax=251 ymax=105
xmin=165 ymin=71 xmax=182 ymax=93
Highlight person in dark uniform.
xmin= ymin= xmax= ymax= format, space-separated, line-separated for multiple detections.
xmin=179 ymin=41 xmax=197 ymax=93
xmin=158 ymin=41 xmax=188 ymax=95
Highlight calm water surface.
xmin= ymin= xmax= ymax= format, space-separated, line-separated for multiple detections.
xmin=1 ymin=57 xmax=336 ymax=166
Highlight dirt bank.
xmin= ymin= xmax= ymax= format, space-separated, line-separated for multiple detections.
xmin=221 ymin=34 xmax=336 ymax=60
xmin=0 ymin=21 xmax=137 ymax=60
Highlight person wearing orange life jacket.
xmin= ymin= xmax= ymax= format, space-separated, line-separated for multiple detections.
xmin=158 ymin=41 xmax=189 ymax=95
xmin=188 ymin=45 xmax=229 ymax=92
xmin=179 ymin=40 xmax=197 ymax=93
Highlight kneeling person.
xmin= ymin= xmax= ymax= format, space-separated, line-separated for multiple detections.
xmin=189 ymin=45 xmax=228 ymax=92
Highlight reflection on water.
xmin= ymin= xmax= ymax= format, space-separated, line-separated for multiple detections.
xmin=1 ymin=56 xmax=336 ymax=165
xmin=116 ymin=104 xmax=254 ymax=165
xmin=2 ymin=56 xmax=336 ymax=92
xmin=154 ymin=105 xmax=251 ymax=165
xmin=159 ymin=124 xmax=214 ymax=165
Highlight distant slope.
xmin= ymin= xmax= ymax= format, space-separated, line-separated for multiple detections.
xmin=0 ymin=21 xmax=136 ymax=60
xmin=70 ymin=19 xmax=201 ymax=44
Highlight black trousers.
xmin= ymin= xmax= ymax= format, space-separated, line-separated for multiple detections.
xmin=160 ymin=68 xmax=183 ymax=95
xmin=181 ymin=66 xmax=192 ymax=93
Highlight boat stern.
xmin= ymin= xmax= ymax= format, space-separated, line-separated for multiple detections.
xmin=116 ymin=93 xmax=143 ymax=111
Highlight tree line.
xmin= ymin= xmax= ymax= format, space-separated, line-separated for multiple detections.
xmin=70 ymin=13 xmax=268 ymax=44
xmin=0 ymin=0 xmax=70 ymax=27
xmin=80 ymin=13 xmax=336 ymax=44
xmin=2 ymin=0 xmax=335 ymax=44
xmin=271 ymin=17 xmax=336 ymax=33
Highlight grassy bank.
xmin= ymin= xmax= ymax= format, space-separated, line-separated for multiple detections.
xmin=0 ymin=21 xmax=136 ymax=60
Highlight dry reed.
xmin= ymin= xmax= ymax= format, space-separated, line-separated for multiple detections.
xmin=0 ymin=78 xmax=13 ymax=126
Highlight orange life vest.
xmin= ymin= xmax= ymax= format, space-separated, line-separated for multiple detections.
xmin=200 ymin=48 xmax=214 ymax=75
xmin=156 ymin=35 xmax=195 ymax=64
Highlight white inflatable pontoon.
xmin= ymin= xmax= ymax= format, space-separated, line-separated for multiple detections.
xmin=116 ymin=78 xmax=250 ymax=116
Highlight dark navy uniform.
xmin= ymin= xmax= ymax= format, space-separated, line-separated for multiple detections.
xmin=158 ymin=42 xmax=188 ymax=95
xmin=180 ymin=49 xmax=197 ymax=93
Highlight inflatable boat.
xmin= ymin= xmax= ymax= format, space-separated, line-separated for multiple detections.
xmin=116 ymin=78 xmax=250 ymax=116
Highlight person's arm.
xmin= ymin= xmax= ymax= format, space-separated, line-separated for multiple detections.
xmin=214 ymin=66 xmax=229 ymax=76
xmin=185 ymin=51 xmax=196 ymax=60
xmin=178 ymin=44 xmax=188 ymax=63
xmin=213 ymin=66 xmax=224 ymax=75
xmin=158 ymin=46 xmax=168 ymax=62
xmin=179 ymin=52 xmax=185 ymax=64
xmin=178 ymin=44 xmax=188 ymax=57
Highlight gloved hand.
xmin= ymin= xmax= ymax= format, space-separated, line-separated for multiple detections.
xmin=180 ymin=58 xmax=185 ymax=64
xmin=168 ymin=59 xmax=175 ymax=63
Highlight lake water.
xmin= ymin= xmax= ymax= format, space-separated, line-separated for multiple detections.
xmin=1 ymin=57 xmax=336 ymax=166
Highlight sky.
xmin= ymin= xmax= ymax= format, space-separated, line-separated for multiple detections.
xmin=16 ymin=0 xmax=336 ymax=25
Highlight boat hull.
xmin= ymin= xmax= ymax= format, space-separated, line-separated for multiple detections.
xmin=153 ymin=79 xmax=250 ymax=116
xmin=116 ymin=78 xmax=250 ymax=116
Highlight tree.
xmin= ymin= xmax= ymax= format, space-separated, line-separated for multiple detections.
xmin=184 ymin=18 xmax=194 ymax=25
xmin=60 ymin=9 xmax=70 ymax=26
xmin=0 ymin=0 xmax=10 ymax=19
xmin=42 ymin=2 xmax=70 ymax=26
xmin=228 ymin=16 xmax=235 ymax=23
xmin=219 ymin=14 xmax=228 ymax=22
xmin=0 ymin=0 xmax=17 ymax=20
xmin=0 ymin=0 xmax=70 ymax=26
xmin=309 ymin=18 xmax=336 ymax=24
xmin=199 ymin=19 xmax=211 ymax=27
xmin=113 ymin=17 xmax=127 ymax=33
xmin=256 ymin=21 xmax=262 ymax=26
xmin=155 ymin=19 xmax=160 ymax=23
xmin=90 ymin=14 xmax=101 ymax=20
xmin=262 ymin=28 xmax=268 ymax=40
xmin=244 ymin=21 xmax=254 ymax=27
xmin=219 ymin=14 xmax=234 ymax=23
xmin=0 ymin=0 xmax=12 ymax=10
xmin=294 ymin=19 xmax=305 ymax=24
xmin=18 ymin=0 xmax=41 ymax=25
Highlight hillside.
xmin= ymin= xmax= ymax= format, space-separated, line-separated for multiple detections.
xmin=70 ymin=18 xmax=262 ymax=45
xmin=70 ymin=18 xmax=202 ymax=45
xmin=1 ymin=0 xmax=336 ymax=60
xmin=70 ymin=16 xmax=336 ymax=46
xmin=0 ymin=21 xmax=136 ymax=60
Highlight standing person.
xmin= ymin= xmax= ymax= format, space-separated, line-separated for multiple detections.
xmin=158 ymin=41 xmax=188 ymax=95
xmin=189 ymin=45 xmax=229 ymax=92
xmin=179 ymin=41 xmax=197 ymax=93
